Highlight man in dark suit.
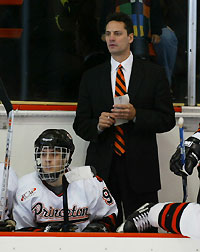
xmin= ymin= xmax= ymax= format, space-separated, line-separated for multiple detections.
xmin=73 ymin=12 xmax=175 ymax=227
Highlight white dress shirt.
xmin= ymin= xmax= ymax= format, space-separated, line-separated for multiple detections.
xmin=97 ymin=52 xmax=134 ymax=133
xmin=110 ymin=52 xmax=133 ymax=96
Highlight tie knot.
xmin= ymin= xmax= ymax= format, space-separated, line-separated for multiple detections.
xmin=118 ymin=64 xmax=123 ymax=70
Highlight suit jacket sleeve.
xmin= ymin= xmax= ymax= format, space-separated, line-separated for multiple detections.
xmin=73 ymin=68 xmax=104 ymax=142
xmin=130 ymin=60 xmax=175 ymax=133
xmin=73 ymin=60 xmax=175 ymax=141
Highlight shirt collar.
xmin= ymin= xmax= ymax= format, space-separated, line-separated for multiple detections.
xmin=111 ymin=52 xmax=133 ymax=71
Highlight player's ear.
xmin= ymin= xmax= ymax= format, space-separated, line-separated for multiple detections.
xmin=128 ymin=33 xmax=134 ymax=44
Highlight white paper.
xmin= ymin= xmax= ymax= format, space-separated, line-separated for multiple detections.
xmin=113 ymin=94 xmax=130 ymax=126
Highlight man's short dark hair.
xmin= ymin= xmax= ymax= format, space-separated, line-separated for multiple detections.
xmin=105 ymin=12 xmax=133 ymax=35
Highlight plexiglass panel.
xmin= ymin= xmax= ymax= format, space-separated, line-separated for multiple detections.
xmin=0 ymin=1 xmax=197 ymax=104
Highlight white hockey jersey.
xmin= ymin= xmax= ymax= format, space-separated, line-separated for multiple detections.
xmin=13 ymin=166 xmax=118 ymax=231
xmin=0 ymin=163 xmax=18 ymax=219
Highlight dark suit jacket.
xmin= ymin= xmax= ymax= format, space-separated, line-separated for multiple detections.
xmin=73 ymin=58 xmax=175 ymax=193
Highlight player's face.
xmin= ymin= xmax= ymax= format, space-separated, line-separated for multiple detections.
xmin=105 ymin=21 xmax=133 ymax=59
xmin=40 ymin=147 xmax=66 ymax=174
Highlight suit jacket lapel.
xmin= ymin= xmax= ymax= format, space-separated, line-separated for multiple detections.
xmin=99 ymin=59 xmax=144 ymax=107
xmin=100 ymin=61 xmax=114 ymax=107
xmin=128 ymin=59 xmax=144 ymax=100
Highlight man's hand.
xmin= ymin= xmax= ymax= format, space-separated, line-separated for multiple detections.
xmin=170 ymin=137 xmax=200 ymax=176
xmin=111 ymin=103 xmax=136 ymax=121
xmin=98 ymin=112 xmax=115 ymax=131
xmin=151 ymin=34 xmax=161 ymax=44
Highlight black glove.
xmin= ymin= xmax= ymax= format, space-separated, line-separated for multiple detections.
xmin=43 ymin=222 xmax=78 ymax=232
xmin=170 ymin=136 xmax=200 ymax=176
xmin=17 ymin=222 xmax=78 ymax=232
xmin=0 ymin=219 xmax=16 ymax=231
xmin=82 ymin=222 xmax=108 ymax=232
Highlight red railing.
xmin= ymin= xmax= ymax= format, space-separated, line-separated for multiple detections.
xmin=0 ymin=28 xmax=23 ymax=38
xmin=0 ymin=0 xmax=23 ymax=38
xmin=0 ymin=0 xmax=23 ymax=5
xmin=12 ymin=103 xmax=77 ymax=111
xmin=0 ymin=231 xmax=186 ymax=238
xmin=10 ymin=102 xmax=182 ymax=112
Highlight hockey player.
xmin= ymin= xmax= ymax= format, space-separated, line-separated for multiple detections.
xmin=119 ymin=127 xmax=200 ymax=239
xmin=170 ymin=124 xmax=200 ymax=202
xmin=13 ymin=129 xmax=117 ymax=232
xmin=0 ymin=163 xmax=18 ymax=231
xmin=170 ymin=125 xmax=200 ymax=178
xmin=120 ymin=202 xmax=200 ymax=239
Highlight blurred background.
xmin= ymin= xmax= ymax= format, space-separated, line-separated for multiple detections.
xmin=0 ymin=0 xmax=199 ymax=104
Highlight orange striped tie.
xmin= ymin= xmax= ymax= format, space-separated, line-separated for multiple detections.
xmin=114 ymin=64 xmax=127 ymax=156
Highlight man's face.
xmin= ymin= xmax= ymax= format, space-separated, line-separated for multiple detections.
xmin=105 ymin=21 xmax=133 ymax=58
xmin=40 ymin=147 xmax=66 ymax=174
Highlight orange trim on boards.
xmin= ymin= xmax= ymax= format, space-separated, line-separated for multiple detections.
xmin=0 ymin=232 xmax=186 ymax=238
xmin=12 ymin=104 xmax=77 ymax=111
xmin=0 ymin=28 xmax=23 ymax=39
xmin=1 ymin=102 xmax=182 ymax=112
xmin=173 ymin=106 xmax=182 ymax=113
xmin=0 ymin=0 xmax=23 ymax=4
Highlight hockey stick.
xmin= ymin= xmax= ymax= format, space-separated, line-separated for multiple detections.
xmin=178 ymin=117 xmax=188 ymax=202
xmin=62 ymin=174 xmax=69 ymax=231
xmin=44 ymin=175 xmax=71 ymax=232
xmin=0 ymin=78 xmax=14 ymax=221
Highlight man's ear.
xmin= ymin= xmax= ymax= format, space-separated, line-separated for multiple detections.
xmin=129 ymin=33 xmax=134 ymax=44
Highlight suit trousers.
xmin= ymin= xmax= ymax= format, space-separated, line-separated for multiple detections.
xmin=107 ymin=152 xmax=159 ymax=228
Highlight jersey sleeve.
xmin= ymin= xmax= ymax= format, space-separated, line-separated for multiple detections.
xmin=84 ymin=176 xmax=118 ymax=231
xmin=13 ymin=187 xmax=36 ymax=230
